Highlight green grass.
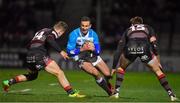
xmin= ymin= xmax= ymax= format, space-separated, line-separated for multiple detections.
xmin=0 ymin=69 xmax=180 ymax=102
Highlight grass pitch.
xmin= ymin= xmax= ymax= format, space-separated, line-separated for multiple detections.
xmin=0 ymin=68 xmax=180 ymax=102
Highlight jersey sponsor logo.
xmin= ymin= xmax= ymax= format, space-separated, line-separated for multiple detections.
xmin=26 ymin=56 xmax=36 ymax=63
xmin=128 ymin=47 xmax=144 ymax=54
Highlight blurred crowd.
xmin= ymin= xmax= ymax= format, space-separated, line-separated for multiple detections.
xmin=0 ymin=0 xmax=65 ymax=48
xmin=89 ymin=0 xmax=180 ymax=50
xmin=0 ymin=0 xmax=180 ymax=52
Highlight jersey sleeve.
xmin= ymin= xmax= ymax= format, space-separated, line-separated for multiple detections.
xmin=66 ymin=31 xmax=80 ymax=56
xmin=93 ymin=31 xmax=101 ymax=55
xmin=147 ymin=25 xmax=156 ymax=37
xmin=46 ymin=34 xmax=62 ymax=52
xmin=147 ymin=25 xmax=159 ymax=55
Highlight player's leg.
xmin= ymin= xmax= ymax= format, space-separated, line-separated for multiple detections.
xmin=81 ymin=61 xmax=112 ymax=96
xmin=2 ymin=69 xmax=38 ymax=92
xmin=146 ymin=56 xmax=178 ymax=101
xmin=94 ymin=57 xmax=113 ymax=93
xmin=44 ymin=59 xmax=85 ymax=97
xmin=111 ymin=54 xmax=131 ymax=98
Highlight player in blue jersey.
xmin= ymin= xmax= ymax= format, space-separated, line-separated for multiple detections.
xmin=67 ymin=16 xmax=113 ymax=96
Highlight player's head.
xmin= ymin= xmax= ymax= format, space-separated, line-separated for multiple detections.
xmin=80 ymin=16 xmax=91 ymax=34
xmin=53 ymin=21 xmax=68 ymax=37
xmin=130 ymin=16 xmax=143 ymax=25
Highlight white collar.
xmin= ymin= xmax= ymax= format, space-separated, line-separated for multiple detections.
xmin=52 ymin=30 xmax=58 ymax=38
xmin=79 ymin=29 xmax=89 ymax=38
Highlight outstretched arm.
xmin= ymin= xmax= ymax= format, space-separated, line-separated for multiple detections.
xmin=46 ymin=34 xmax=69 ymax=59
xmin=46 ymin=34 xmax=62 ymax=52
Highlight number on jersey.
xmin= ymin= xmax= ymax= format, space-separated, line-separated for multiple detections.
xmin=130 ymin=24 xmax=145 ymax=31
xmin=33 ymin=31 xmax=44 ymax=40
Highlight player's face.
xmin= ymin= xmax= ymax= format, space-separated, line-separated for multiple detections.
xmin=56 ymin=28 xmax=65 ymax=37
xmin=80 ymin=21 xmax=91 ymax=34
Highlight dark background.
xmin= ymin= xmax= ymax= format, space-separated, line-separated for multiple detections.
xmin=0 ymin=0 xmax=180 ymax=68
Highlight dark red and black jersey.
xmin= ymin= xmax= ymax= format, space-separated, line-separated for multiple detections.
xmin=124 ymin=24 xmax=156 ymax=40
xmin=27 ymin=28 xmax=62 ymax=53
xmin=112 ymin=24 xmax=158 ymax=69
xmin=118 ymin=24 xmax=157 ymax=51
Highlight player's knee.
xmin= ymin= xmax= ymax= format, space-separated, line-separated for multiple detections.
xmin=23 ymin=72 xmax=38 ymax=81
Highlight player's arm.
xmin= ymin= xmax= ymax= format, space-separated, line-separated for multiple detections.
xmin=112 ymin=31 xmax=126 ymax=70
xmin=47 ymin=34 xmax=62 ymax=52
xmin=46 ymin=34 xmax=69 ymax=59
xmin=148 ymin=26 xmax=159 ymax=56
xmin=92 ymin=32 xmax=101 ymax=55
xmin=66 ymin=32 xmax=80 ymax=56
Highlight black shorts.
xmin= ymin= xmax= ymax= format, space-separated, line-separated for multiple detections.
xmin=76 ymin=51 xmax=101 ymax=67
xmin=124 ymin=38 xmax=152 ymax=63
xmin=26 ymin=50 xmax=52 ymax=71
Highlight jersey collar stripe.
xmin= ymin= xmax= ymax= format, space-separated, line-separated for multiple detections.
xmin=52 ymin=31 xmax=58 ymax=38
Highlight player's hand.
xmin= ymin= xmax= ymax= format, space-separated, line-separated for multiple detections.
xmin=87 ymin=42 xmax=95 ymax=51
xmin=81 ymin=42 xmax=95 ymax=51
xmin=60 ymin=51 xmax=69 ymax=60
xmin=111 ymin=69 xmax=116 ymax=76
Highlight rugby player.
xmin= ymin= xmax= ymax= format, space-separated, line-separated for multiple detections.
xmin=111 ymin=16 xmax=178 ymax=101
xmin=67 ymin=16 xmax=113 ymax=96
xmin=2 ymin=21 xmax=85 ymax=98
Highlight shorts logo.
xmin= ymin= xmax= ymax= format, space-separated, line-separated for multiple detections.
xmin=36 ymin=64 xmax=43 ymax=70
xmin=141 ymin=55 xmax=148 ymax=61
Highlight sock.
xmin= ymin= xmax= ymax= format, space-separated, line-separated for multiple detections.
xmin=96 ymin=77 xmax=112 ymax=96
xmin=158 ymin=74 xmax=175 ymax=97
xmin=8 ymin=76 xmax=20 ymax=85
xmin=115 ymin=69 xmax=125 ymax=93
xmin=64 ymin=85 xmax=74 ymax=95
xmin=105 ymin=76 xmax=113 ymax=90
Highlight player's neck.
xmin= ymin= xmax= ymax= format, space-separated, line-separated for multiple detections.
xmin=81 ymin=31 xmax=88 ymax=36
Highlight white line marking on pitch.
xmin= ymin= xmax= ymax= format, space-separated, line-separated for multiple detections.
xmin=48 ymin=83 xmax=58 ymax=86
xmin=9 ymin=88 xmax=31 ymax=93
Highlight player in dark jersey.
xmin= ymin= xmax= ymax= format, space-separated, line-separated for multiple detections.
xmin=110 ymin=16 xmax=178 ymax=101
xmin=2 ymin=21 xmax=85 ymax=98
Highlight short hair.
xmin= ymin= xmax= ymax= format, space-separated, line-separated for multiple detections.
xmin=81 ymin=16 xmax=91 ymax=23
xmin=53 ymin=21 xmax=68 ymax=31
xmin=130 ymin=16 xmax=143 ymax=24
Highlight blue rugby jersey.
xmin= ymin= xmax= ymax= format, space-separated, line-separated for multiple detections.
xmin=67 ymin=28 xmax=100 ymax=58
